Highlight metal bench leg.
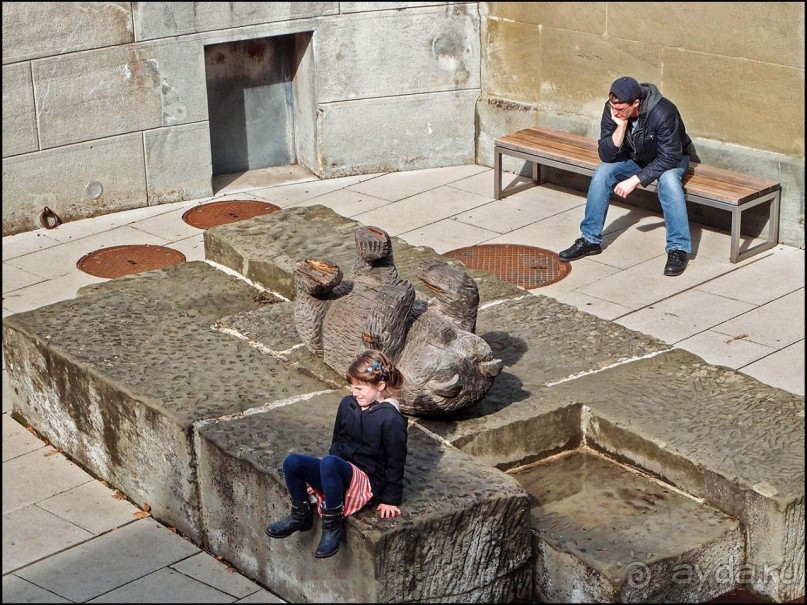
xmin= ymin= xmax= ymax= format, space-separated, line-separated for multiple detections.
xmin=730 ymin=207 xmax=742 ymax=264
xmin=494 ymin=147 xmax=503 ymax=200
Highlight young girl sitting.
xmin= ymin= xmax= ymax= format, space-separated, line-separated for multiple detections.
xmin=265 ymin=350 xmax=408 ymax=558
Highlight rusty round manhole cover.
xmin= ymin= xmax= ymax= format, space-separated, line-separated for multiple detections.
xmin=444 ymin=244 xmax=571 ymax=288
xmin=182 ymin=200 xmax=280 ymax=229
xmin=77 ymin=245 xmax=186 ymax=279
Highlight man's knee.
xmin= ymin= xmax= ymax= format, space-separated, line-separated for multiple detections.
xmin=657 ymin=170 xmax=684 ymax=193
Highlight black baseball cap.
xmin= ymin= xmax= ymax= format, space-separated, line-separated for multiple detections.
xmin=609 ymin=76 xmax=642 ymax=104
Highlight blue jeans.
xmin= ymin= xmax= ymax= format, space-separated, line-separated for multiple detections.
xmin=580 ymin=155 xmax=691 ymax=253
xmin=282 ymin=453 xmax=353 ymax=509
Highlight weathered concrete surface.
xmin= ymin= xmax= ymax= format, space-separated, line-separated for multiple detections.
xmin=514 ymin=450 xmax=743 ymax=603
xmin=132 ymin=2 xmax=338 ymax=41
xmin=197 ymin=396 xmax=533 ymax=603
xmin=2 ymin=262 xmax=332 ymax=541
xmin=204 ymin=204 xmax=525 ymax=304
xmin=1 ymin=133 xmax=149 ymax=236
xmin=315 ymin=4 xmax=480 ymax=103
xmin=1 ymin=63 xmax=38 ymax=157
xmin=1 ymin=2 xmax=133 ymax=64
xmin=543 ymin=349 xmax=805 ymax=603
xmin=144 ymin=122 xmax=214 ymax=204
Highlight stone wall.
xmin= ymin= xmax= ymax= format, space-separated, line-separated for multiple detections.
xmin=1 ymin=2 xmax=480 ymax=235
xmin=476 ymin=1 xmax=805 ymax=248
xmin=3 ymin=2 xmax=804 ymax=249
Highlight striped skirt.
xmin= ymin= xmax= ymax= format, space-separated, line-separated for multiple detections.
xmin=307 ymin=461 xmax=373 ymax=517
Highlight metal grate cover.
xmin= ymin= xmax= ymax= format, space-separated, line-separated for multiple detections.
xmin=77 ymin=245 xmax=186 ymax=279
xmin=182 ymin=200 xmax=280 ymax=229
xmin=444 ymin=244 xmax=571 ymax=289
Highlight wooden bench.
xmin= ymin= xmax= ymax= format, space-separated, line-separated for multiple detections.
xmin=493 ymin=125 xmax=781 ymax=263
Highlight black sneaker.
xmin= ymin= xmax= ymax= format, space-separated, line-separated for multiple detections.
xmin=664 ymin=250 xmax=689 ymax=276
xmin=559 ymin=238 xmax=602 ymax=261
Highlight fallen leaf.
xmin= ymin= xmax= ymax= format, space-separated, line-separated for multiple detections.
xmin=44 ymin=449 xmax=61 ymax=457
xmin=142 ymin=502 xmax=151 ymax=513
xmin=98 ymin=479 xmax=109 ymax=487
xmin=134 ymin=511 xmax=150 ymax=519
xmin=168 ymin=526 xmax=177 ymax=533
xmin=112 ymin=490 xmax=126 ymax=500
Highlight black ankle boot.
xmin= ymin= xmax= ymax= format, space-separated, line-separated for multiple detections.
xmin=265 ymin=500 xmax=314 ymax=538
xmin=314 ymin=504 xmax=344 ymax=558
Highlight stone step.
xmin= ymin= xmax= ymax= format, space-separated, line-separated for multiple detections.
xmin=511 ymin=448 xmax=743 ymax=603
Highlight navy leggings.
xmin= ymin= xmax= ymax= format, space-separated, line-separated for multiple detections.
xmin=282 ymin=453 xmax=353 ymax=509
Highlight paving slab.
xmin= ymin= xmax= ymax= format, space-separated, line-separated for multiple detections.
xmin=171 ymin=552 xmax=268 ymax=599
xmin=2 ymin=411 xmax=46 ymax=461
xmin=15 ymin=518 xmax=201 ymax=603
xmin=85 ymin=567 xmax=235 ymax=603
xmin=2 ymin=447 xmax=92 ymax=514
xmin=1 ymin=575 xmax=72 ymax=603
xmin=513 ymin=450 xmax=743 ymax=603
xmin=37 ymin=479 xmax=141 ymax=535
xmin=2 ymin=504 xmax=94 ymax=574
xmin=196 ymin=394 xmax=533 ymax=603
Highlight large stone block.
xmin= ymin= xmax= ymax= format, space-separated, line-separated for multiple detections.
xmin=32 ymin=44 xmax=163 ymax=149
xmin=1 ymin=134 xmax=147 ymax=236
xmin=1 ymin=2 xmax=133 ymax=64
xmin=145 ymin=122 xmax=213 ymax=205
xmin=481 ymin=19 xmax=543 ymax=104
xmin=315 ymin=4 xmax=480 ymax=103
xmin=663 ymin=50 xmax=804 ymax=157
xmin=2 ymin=63 xmax=38 ymax=157
xmin=538 ymin=27 xmax=662 ymax=118
xmin=196 ymin=396 xmax=533 ymax=602
xmin=132 ymin=2 xmax=338 ymax=41
xmin=609 ymin=3 xmax=804 ymax=69
xmin=517 ymin=450 xmax=744 ymax=603
xmin=485 ymin=2 xmax=606 ymax=34
xmin=204 ymin=204 xmax=524 ymax=304
xmin=2 ymin=262 xmax=333 ymax=540
xmin=547 ymin=349 xmax=805 ymax=602
xmin=317 ymin=90 xmax=479 ymax=177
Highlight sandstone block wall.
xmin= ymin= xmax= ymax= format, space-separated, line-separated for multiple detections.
xmin=476 ymin=2 xmax=805 ymax=249
xmin=2 ymin=2 xmax=802 ymax=251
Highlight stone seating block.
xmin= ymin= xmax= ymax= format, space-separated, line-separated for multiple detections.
xmin=203 ymin=204 xmax=524 ymax=303
xmin=196 ymin=393 xmax=534 ymax=603
xmin=2 ymin=262 xmax=334 ymax=541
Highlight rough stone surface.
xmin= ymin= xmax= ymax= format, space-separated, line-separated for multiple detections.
xmin=3 ymin=208 xmax=804 ymax=602
xmin=196 ymin=396 xmax=533 ymax=603
xmin=2 ymin=262 xmax=332 ymax=540
xmin=204 ymin=204 xmax=525 ymax=304
xmin=546 ymin=349 xmax=805 ymax=602
xmin=514 ymin=450 xmax=744 ymax=603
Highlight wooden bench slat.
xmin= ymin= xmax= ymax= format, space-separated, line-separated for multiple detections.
xmin=496 ymin=127 xmax=780 ymax=205
xmin=493 ymin=125 xmax=781 ymax=263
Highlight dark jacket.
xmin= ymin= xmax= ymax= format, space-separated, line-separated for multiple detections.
xmin=329 ymin=395 xmax=408 ymax=506
xmin=597 ymin=82 xmax=697 ymax=187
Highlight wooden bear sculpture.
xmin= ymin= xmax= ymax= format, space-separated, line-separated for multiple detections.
xmin=293 ymin=225 xmax=502 ymax=416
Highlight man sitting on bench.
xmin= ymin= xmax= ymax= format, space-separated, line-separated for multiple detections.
xmin=559 ymin=76 xmax=698 ymax=276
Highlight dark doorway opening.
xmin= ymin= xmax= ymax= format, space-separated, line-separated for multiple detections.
xmin=204 ymin=32 xmax=315 ymax=177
